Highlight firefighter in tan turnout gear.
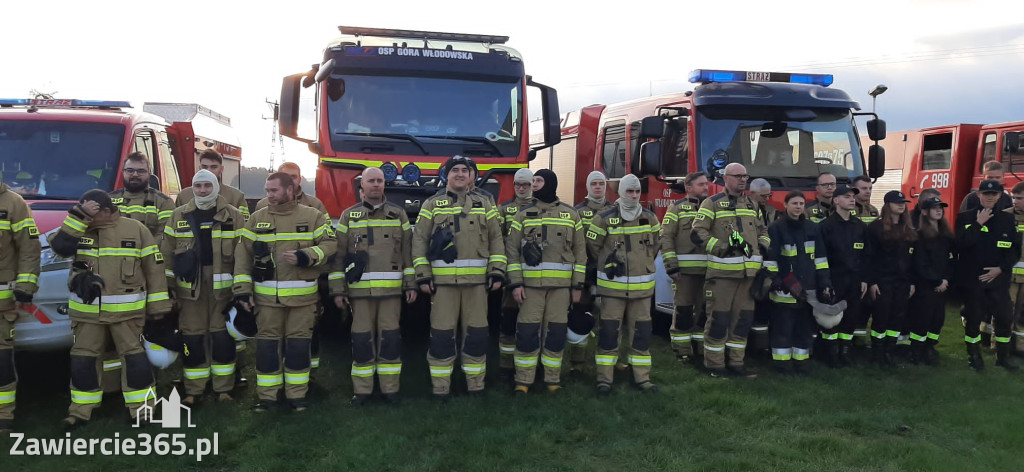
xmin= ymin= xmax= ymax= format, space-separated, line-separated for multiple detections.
xmin=234 ymin=173 xmax=336 ymax=412
xmin=49 ymin=190 xmax=172 ymax=429
xmin=497 ymin=168 xmax=534 ymax=375
xmin=412 ymin=156 xmax=505 ymax=401
xmin=0 ymin=182 xmax=41 ymax=433
xmin=176 ymin=149 xmax=251 ymax=220
xmin=506 ymin=169 xmax=586 ymax=394
xmin=692 ymin=163 xmax=770 ymax=378
xmin=660 ymin=172 xmax=709 ymax=363
xmin=567 ymin=171 xmax=613 ymax=372
xmin=330 ymin=167 xmax=417 ymax=405
xmin=587 ymin=174 xmax=660 ymax=395
xmin=161 ymin=170 xmax=245 ymax=405
xmin=109 ymin=152 xmax=176 ymax=238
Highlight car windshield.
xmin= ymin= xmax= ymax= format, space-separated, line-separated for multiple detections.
xmin=327 ymin=74 xmax=522 ymax=157
xmin=0 ymin=120 xmax=124 ymax=198
xmin=696 ymin=106 xmax=864 ymax=185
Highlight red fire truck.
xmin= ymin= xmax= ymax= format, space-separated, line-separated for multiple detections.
xmin=277 ymin=26 xmax=561 ymax=218
xmin=871 ymin=121 xmax=1024 ymax=210
xmin=531 ymin=69 xmax=886 ymax=318
xmin=0 ymin=98 xmax=241 ymax=350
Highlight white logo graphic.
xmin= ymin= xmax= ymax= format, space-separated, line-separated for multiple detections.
xmin=134 ymin=388 xmax=196 ymax=428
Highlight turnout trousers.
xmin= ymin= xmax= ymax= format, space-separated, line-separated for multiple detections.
xmin=255 ymin=304 xmax=316 ymax=401
xmin=671 ymin=274 xmax=706 ymax=357
xmin=350 ymin=296 xmax=402 ymax=395
xmin=703 ymin=277 xmax=755 ymax=370
xmin=179 ymin=271 xmax=235 ymax=395
xmin=428 ymin=285 xmax=489 ymax=395
xmin=0 ymin=310 xmax=16 ymax=420
xmin=68 ymin=318 xmax=154 ymax=421
xmin=514 ymin=287 xmax=570 ymax=386
xmin=595 ymin=296 xmax=652 ymax=386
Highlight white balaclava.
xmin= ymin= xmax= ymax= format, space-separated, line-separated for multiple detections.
xmin=617 ymin=174 xmax=642 ymax=221
xmin=514 ymin=168 xmax=534 ymax=201
xmin=586 ymin=171 xmax=607 ymax=205
xmin=192 ymin=169 xmax=220 ymax=210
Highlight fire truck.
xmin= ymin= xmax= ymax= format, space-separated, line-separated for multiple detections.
xmin=870 ymin=121 xmax=1024 ymax=211
xmin=277 ymin=26 xmax=561 ymax=218
xmin=531 ymin=69 xmax=886 ymax=321
xmin=0 ymin=98 xmax=242 ymax=350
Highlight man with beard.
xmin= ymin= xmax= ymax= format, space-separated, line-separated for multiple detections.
xmin=109 ymin=152 xmax=176 ymax=239
xmin=496 ymin=168 xmax=534 ymax=376
xmin=660 ymin=172 xmax=710 ymax=364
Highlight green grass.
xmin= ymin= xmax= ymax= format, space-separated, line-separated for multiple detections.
xmin=3 ymin=308 xmax=1023 ymax=471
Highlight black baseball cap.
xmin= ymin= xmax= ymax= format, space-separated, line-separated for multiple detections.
xmin=834 ymin=184 xmax=859 ymax=197
xmin=979 ymin=179 xmax=1003 ymax=193
xmin=919 ymin=196 xmax=949 ymax=210
xmin=884 ymin=190 xmax=909 ymax=203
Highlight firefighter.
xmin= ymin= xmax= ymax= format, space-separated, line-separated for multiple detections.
xmin=866 ymin=191 xmax=917 ymax=367
xmin=910 ymin=196 xmax=955 ymax=366
xmin=234 ymin=172 xmax=336 ymax=412
xmin=747 ymin=177 xmax=777 ymax=353
xmin=692 ymin=163 xmax=770 ymax=378
xmin=330 ymin=167 xmax=416 ymax=405
xmin=805 ymin=172 xmax=837 ymax=223
xmin=0 ymin=181 xmax=40 ymax=433
xmin=161 ymin=170 xmax=245 ymax=405
xmin=506 ymin=169 xmax=585 ymax=394
xmin=1008 ymin=182 xmax=1024 ymax=356
xmin=109 ymin=152 xmax=176 ymax=239
xmin=660 ymin=172 xmax=709 ymax=363
xmin=567 ymin=171 xmax=613 ymax=373
xmin=767 ymin=191 xmax=832 ymax=375
xmin=254 ymin=162 xmax=329 ymax=373
xmin=496 ymin=168 xmax=534 ymax=376
xmin=49 ymin=190 xmax=172 ymax=429
xmin=412 ymin=156 xmax=505 ymax=401
xmin=959 ymin=161 xmax=1012 ymax=213
xmin=851 ymin=175 xmax=879 ymax=223
xmin=587 ymin=174 xmax=660 ymax=394
xmin=176 ymin=149 xmax=250 ymax=220
xmin=910 ymin=188 xmax=941 ymax=229
xmin=819 ymin=185 xmax=869 ymax=367
xmin=955 ymin=180 xmax=1019 ymax=372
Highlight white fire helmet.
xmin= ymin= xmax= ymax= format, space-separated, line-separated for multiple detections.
xmin=144 ymin=338 xmax=179 ymax=369
xmin=226 ymin=307 xmax=253 ymax=341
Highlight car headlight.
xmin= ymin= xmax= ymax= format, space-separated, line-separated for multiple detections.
xmin=40 ymin=247 xmax=71 ymax=272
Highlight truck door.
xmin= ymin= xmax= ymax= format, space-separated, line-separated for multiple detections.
xmin=600 ymin=120 xmax=627 ymax=196
xmin=157 ymin=130 xmax=182 ymax=198
xmin=917 ymin=131 xmax=954 ymax=204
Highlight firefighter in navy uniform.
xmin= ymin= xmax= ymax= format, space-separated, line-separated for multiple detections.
xmin=109 ymin=152 xmax=176 ymax=239
xmin=234 ymin=173 xmax=336 ymax=412
xmin=587 ymin=174 xmax=661 ymax=394
xmin=49 ymin=190 xmax=172 ymax=429
xmin=660 ymin=172 xmax=709 ymax=363
xmin=955 ymin=180 xmax=1020 ymax=372
xmin=567 ymin=171 xmax=614 ymax=373
xmin=819 ymin=185 xmax=869 ymax=367
xmin=496 ymin=168 xmax=534 ymax=376
xmin=412 ymin=156 xmax=506 ymax=401
xmin=506 ymin=170 xmax=586 ymax=394
xmin=330 ymin=167 xmax=417 ymax=405
xmin=1008 ymin=182 xmax=1024 ymax=356
xmin=691 ymin=163 xmax=770 ymax=378
xmin=0 ymin=181 xmax=41 ymax=433
xmin=910 ymin=196 xmax=955 ymax=365
xmin=160 ymin=170 xmax=244 ymax=405
xmin=804 ymin=172 xmax=837 ymax=224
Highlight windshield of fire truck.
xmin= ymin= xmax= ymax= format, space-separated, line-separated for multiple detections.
xmin=0 ymin=120 xmax=123 ymax=198
xmin=327 ymin=74 xmax=522 ymax=157
xmin=696 ymin=106 xmax=864 ymax=184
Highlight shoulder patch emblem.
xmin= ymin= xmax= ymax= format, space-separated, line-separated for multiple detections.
xmin=586 ymin=230 xmax=598 ymax=240
xmin=154 ymin=252 xmax=164 ymax=262
xmin=111 ymin=198 xmax=124 ymax=205
xmin=609 ymin=217 xmax=621 ymax=225
xmin=436 ymin=199 xmax=450 ymax=207
xmin=80 ymin=237 xmax=95 ymax=245
xmin=582 ymin=210 xmax=593 ymax=217
xmin=560 ymin=212 xmax=571 ymax=219
xmin=255 ymin=222 xmax=272 ymax=229
xmin=853 ymin=242 xmax=864 ymax=249
xmin=349 ymin=211 xmax=362 ymax=218
xmin=28 ymin=226 xmax=39 ymax=236
xmin=507 ymin=207 xmax=517 ymax=214
xmin=176 ymin=220 xmax=190 ymax=229
xmin=681 ymin=204 xmax=692 ymax=210
xmin=718 ymin=201 xmax=730 ymax=208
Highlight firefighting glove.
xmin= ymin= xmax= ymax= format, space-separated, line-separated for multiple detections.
xmin=817 ymin=286 xmax=836 ymax=305
xmin=13 ymin=290 xmax=32 ymax=304
xmin=294 ymin=249 xmax=312 ymax=268
xmin=343 ymin=250 xmax=369 ymax=284
xmin=748 ymin=268 xmax=773 ymax=301
xmin=70 ymin=271 xmax=105 ymax=305
xmin=251 ymin=241 xmax=275 ymax=283
xmin=603 ymin=253 xmax=625 ymax=279
xmin=521 ymin=241 xmax=544 ymax=267
xmin=781 ymin=273 xmax=806 ymax=302
xmin=144 ymin=315 xmax=184 ymax=353
xmin=427 ymin=226 xmax=457 ymax=263
xmin=729 ymin=231 xmax=753 ymax=258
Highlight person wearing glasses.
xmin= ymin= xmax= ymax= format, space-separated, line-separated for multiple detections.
xmin=692 ymin=163 xmax=770 ymax=378
xmin=748 ymin=178 xmax=778 ymax=227
xmin=660 ymin=172 xmax=710 ymax=364
xmin=805 ymin=172 xmax=837 ymax=224
xmin=495 ymin=168 xmax=534 ymax=377
xmin=747 ymin=178 xmax=778 ymax=354
xmin=109 ymin=152 xmax=176 ymax=239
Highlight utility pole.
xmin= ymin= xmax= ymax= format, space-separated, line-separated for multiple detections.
xmin=262 ymin=100 xmax=283 ymax=172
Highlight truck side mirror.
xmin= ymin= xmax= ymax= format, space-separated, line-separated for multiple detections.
xmin=1005 ymin=132 xmax=1021 ymax=154
xmin=639 ymin=116 xmax=665 ymax=140
xmin=638 ymin=141 xmax=662 ymax=177
xmin=868 ymin=144 xmax=885 ymax=179
xmin=867 ymin=118 xmax=887 ymax=141
xmin=279 ymin=73 xmax=313 ymax=143
xmin=527 ymin=77 xmax=561 ymax=149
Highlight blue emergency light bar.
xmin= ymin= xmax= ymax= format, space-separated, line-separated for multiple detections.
xmin=0 ymin=99 xmax=132 ymax=108
xmin=688 ymin=69 xmax=833 ymax=87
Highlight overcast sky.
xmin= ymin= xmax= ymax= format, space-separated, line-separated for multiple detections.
xmin=4 ymin=0 xmax=1023 ymax=180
